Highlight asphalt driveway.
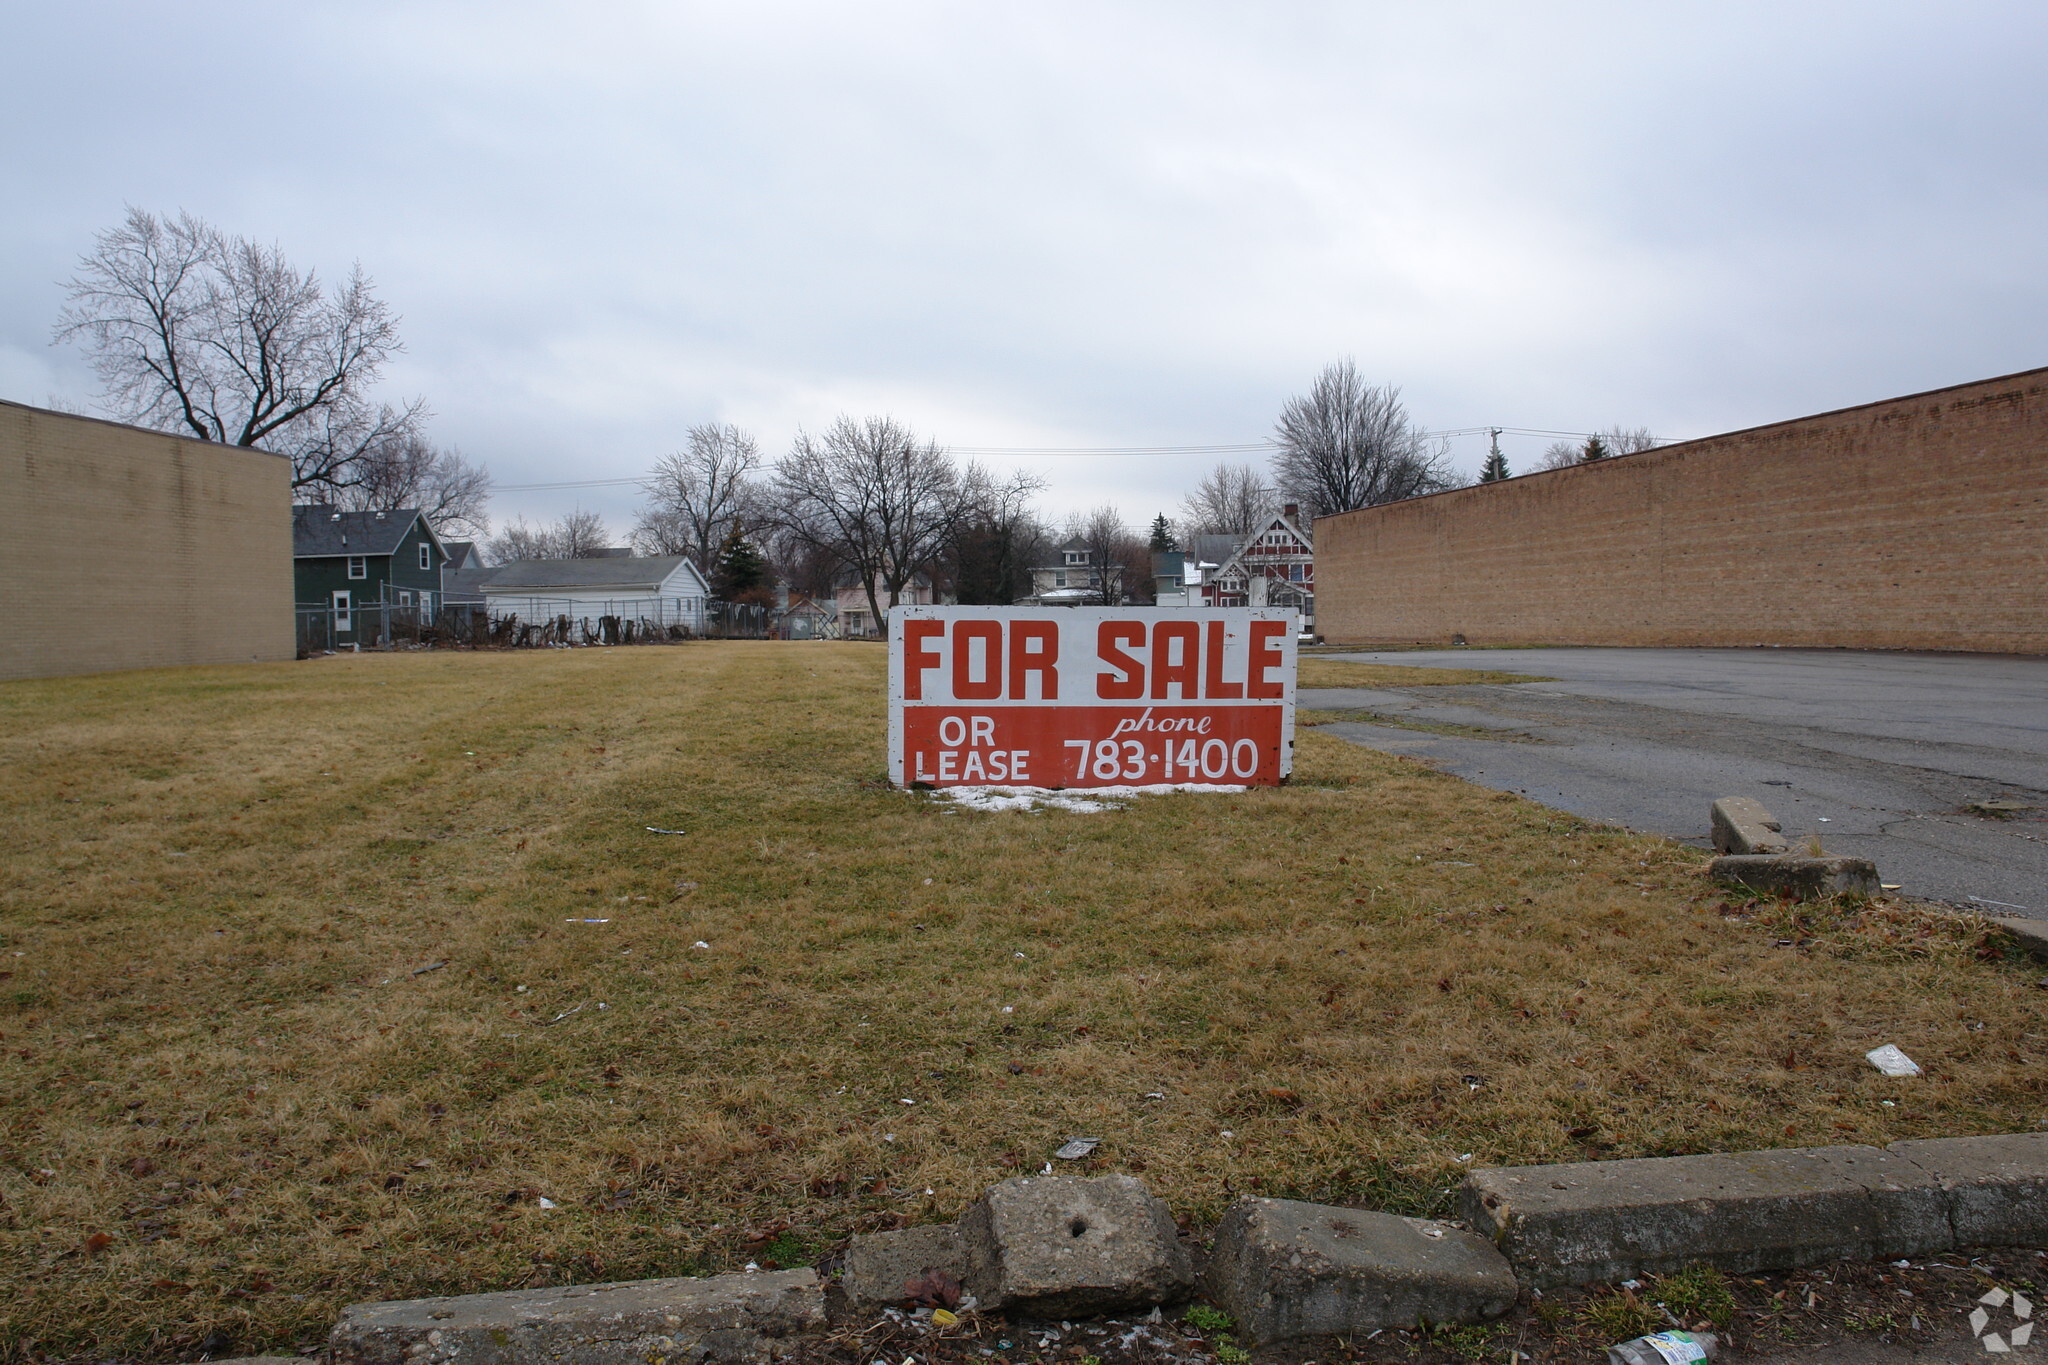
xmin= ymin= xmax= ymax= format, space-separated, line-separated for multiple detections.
xmin=1306 ymin=647 xmax=2048 ymax=916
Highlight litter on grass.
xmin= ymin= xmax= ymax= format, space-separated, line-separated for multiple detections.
xmin=941 ymin=783 xmax=1247 ymax=815
xmin=1054 ymin=1137 xmax=1100 ymax=1160
xmin=410 ymin=960 xmax=447 ymax=976
xmin=1867 ymin=1043 xmax=1922 ymax=1076
xmin=566 ymin=918 xmax=610 ymax=924
xmin=646 ymin=826 xmax=687 ymax=835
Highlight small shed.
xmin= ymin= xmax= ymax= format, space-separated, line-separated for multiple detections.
xmin=480 ymin=556 xmax=710 ymax=633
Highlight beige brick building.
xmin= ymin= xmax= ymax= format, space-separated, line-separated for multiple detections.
xmin=1315 ymin=368 xmax=2048 ymax=655
xmin=0 ymin=400 xmax=295 ymax=681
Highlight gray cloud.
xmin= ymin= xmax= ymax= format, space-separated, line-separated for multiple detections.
xmin=6 ymin=1 xmax=2046 ymax=532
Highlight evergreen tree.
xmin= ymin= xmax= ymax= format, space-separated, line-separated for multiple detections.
xmin=1579 ymin=434 xmax=1611 ymax=463
xmin=1147 ymin=514 xmax=1180 ymax=553
xmin=1479 ymin=449 xmax=1510 ymax=483
xmin=710 ymin=528 xmax=770 ymax=600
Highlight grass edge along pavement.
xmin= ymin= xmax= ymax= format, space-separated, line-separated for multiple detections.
xmin=1 ymin=643 xmax=2042 ymax=1361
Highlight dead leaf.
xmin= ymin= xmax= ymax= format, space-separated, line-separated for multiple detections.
xmin=82 ymin=1232 xmax=115 ymax=1254
xmin=901 ymin=1267 xmax=962 ymax=1308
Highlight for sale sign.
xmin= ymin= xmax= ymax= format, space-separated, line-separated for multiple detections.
xmin=888 ymin=606 xmax=1296 ymax=788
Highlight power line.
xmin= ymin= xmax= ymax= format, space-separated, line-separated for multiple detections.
xmin=491 ymin=428 xmax=1683 ymax=492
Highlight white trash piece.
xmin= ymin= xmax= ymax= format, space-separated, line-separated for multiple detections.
xmin=1866 ymin=1044 xmax=1922 ymax=1077
xmin=1607 ymin=1330 xmax=1717 ymax=1364
xmin=1053 ymin=1136 xmax=1100 ymax=1160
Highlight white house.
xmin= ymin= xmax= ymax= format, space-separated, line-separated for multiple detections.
xmin=479 ymin=555 xmax=711 ymax=631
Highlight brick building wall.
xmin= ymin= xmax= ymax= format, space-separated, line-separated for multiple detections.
xmin=0 ymin=401 xmax=295 ymax=681
xmin=1315 ymin=368 xmax=2048 ymax=654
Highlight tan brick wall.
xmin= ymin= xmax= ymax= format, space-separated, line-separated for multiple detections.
xmin=0 ymin=401 xmax=295 ymax=681
xmin=1316 ymin=368 xmax=2048 ymax=654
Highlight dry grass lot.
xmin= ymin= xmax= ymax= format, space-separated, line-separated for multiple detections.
xmin=1 ymin=644 xmax=2041 ymax=1361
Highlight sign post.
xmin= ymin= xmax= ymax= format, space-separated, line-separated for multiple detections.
xmin=888 ymin=606 xmax=1297 ymax=788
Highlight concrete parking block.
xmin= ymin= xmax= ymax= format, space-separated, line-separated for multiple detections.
xmin=1710 ymin=854 xmax=1881 ymax=899
xmin=959 ymin=1175 xmax=1194 ymax=1316
xmin=328 ymin=1267 xmax=823 ymax=1365
xmin=841 ymin=1223 xmax=971 ymax=1309
xmin=1712 ymin=797 xmax=1788 ymax=855
xmin=1889 ymin=1133 xmax=2048 ymax=1248
xmin=1204 ymin=1197 xmax=1516 ymax=1343
xmin=1460 ymin=1145 xmax=1949 ymax=1288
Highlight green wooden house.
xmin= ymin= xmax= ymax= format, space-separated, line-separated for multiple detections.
xmin=292 ymin=506 xmax=449 ymax=643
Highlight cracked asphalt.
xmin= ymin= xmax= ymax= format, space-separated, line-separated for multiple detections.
xmin=1306 ymin=647 xmax=2048 ymax=917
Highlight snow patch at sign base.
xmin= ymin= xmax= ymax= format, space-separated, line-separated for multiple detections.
xmin=941 ymin=783 xmax=1248 ymax=814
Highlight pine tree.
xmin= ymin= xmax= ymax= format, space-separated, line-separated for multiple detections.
xmin=1479 ymin=449 xmax=1510 ymax=483
xmin=1579 ymin=434 xmax=1611 ymax=463
xmin=1147 ymin=515 xmax=1180 ymax=553
xmin=710 ymin=528 xmax=769 ymax=600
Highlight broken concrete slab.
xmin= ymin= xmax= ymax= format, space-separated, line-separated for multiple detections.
xmin=1710 ymin=854 xmax=1880 ymax=899
xmin=1204 ymin=1197 xmax=1515 ymax=1343
xmin=1889 ymin=1133 xmax=2048 ymax=1248
xmin=958 ymin=1174 xmax=1194 ymax=1316
xmin=1987 ymin=915 xmax=2048 ymax=960
xmin=1459 ymin=1145 xmax=1949 ymax=1288
xmin=328 ymin=1267 xmax=823 ymax=1365
xmin=1712 ymin=796 xmax=1788 ymax=855
xmin=841 ymin=1222 xmax=970 ymax=1309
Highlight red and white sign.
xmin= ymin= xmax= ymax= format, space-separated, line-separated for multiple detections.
xmin=888 ymin=607 xmax=1297 ymax=788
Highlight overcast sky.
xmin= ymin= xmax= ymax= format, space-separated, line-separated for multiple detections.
xmin=6 ymin=2 xmax=2047 ymax=533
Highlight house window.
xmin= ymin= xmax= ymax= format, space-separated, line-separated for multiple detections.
xmin=419 ymin=543 xmax=432 ymax=571
xmin=347 ymin=556 xmax=366 ymax=579
xmin=1065 ymin=551 xmax=1086 ymax=565
xmin=397 ymin=590 xmax=413 ymax=607
xmin=1055 ymin=572 xmax=1067 ymax=588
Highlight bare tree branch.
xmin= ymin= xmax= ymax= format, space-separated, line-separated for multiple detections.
xmin=485 ymin=509 xmax=611 ymax=561
xmin=632 ymin=423 xmax=765 ymax=568
xmin=340 ymin=432 xmax=493 ymax=538
xmin=1177 ymin=462 xmax=1274 ymax=538
xmin=1270 ymin=360 xmax=1453 ymax=519
xmin=772 ymin=415 xmax=977 ymax=637
xmin=53 ymin=207 xmax=419 ymax=493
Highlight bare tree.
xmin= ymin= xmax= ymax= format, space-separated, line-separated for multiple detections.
xmin=53 ymin=207 xmax=424 ymax=493
xmin=1601 ymin=426 xmax=1661 ymax=455
xmin=485 ymin=509 xmax=611 ymax=561
xmin=949 ymin=470 xmax=1051 ymax=605
xmin=1058 ymin=505 xmax=1149 ymax=604
xmin=341 ymin=433 xmax=492 ymax=537
xmin=1177 ymin=462 xmax=1274 ymax=539
xmin=632 ymin=423 xmax=765 ymax=569
xmin=1270 ymin=360 xmax=1453 ymax=519
xmin=773 ymin=415 xmax=978 ymax=637
xmin=1534 ymin=426 xmax=1659 ymax=472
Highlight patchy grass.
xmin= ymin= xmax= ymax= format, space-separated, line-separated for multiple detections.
xmin=1296 ymin=659 xmax=1550 ymax=689
xmin=1 ymin=644 xmax=2042 ymax=1361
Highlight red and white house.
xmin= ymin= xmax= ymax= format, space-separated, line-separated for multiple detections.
xmin=1201 ymin=506 xmax=1315 ymax=629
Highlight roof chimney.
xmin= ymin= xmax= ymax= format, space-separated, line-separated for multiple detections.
xmin=1283 ymin=503 xmax=1300 ymax=520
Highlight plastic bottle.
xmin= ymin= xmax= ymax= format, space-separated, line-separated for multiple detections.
xmin=1606 ymin=1330 xmax=1718 ymax=1365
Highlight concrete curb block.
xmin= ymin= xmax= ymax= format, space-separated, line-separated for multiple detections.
xmin=1203 ymin=1198 xmax=1516 ymax=1344
xmin=1990 ymin=915 xmax=2048 ymax=960
xmin=316 ymin=1135 xmax=2048 ymax=1358
xmin=327 ymin=1267 xmax=823 ymax=1365
xmin=1460 ymin=1132 xmax=2048 ymax=1288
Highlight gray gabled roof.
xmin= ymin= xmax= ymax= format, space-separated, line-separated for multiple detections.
xmin=480 ymin=555 xmax=705 ymax=593
xmin=293 ymin=505 xmax=439 ymax=559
